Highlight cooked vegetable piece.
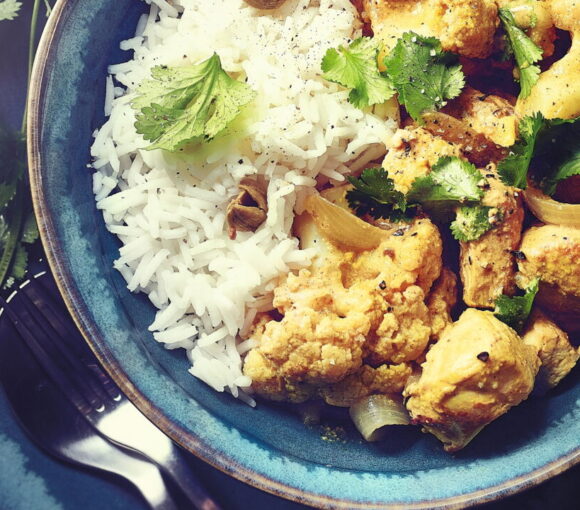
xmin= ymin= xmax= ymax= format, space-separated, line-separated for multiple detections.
xmin=406 ymin=156 xmax=483 ymax=220
xmin=133 ymin=54 xmax=255 ymax=151
xmin=499 ymin=7 xmax=543 ymax=99
xmin=523 ymin=185 xmax=580 ymax=227
xmin=349 ymin=394 xmax=410 ymax=442
xmin=321 ymin=37 xmax=395 ymax=109
xmin=384 ymin=32 xmax=465 ymax=121
xmin=450 ymin=205 xmax=497 ymax=242
xmin=494 ymin=277 xmax=539 ymax=333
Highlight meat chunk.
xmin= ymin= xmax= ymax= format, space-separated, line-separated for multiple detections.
xmin=404 ymin=309 xmax=540 ymax=452
xmin=517 ymin=224 xmax=580 ymax=330
xmin=243 ymin=214 xmax=444 ymax=402
xmin=460 ymin=165 xmax=524 ymax=308
xmin=443 ymin=87 xmax=517 ymax=147
xmin=523 ymin=309 xmax=580 ymax=394
xmin=364 ymin=0 xmax=499 ymax=59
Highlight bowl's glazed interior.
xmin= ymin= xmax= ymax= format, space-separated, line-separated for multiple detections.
xmin=29 ymin=0 xmax=580 ymax=507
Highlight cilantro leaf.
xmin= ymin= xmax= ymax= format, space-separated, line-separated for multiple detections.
xmin=498 ymin=113 xmax=580 ymax=192
xmin=384 ymin=32 xmax=465 ymax=121
xmin=321 ymin=37 xmax=395 ymax=109
xmin=450 ymin=205 xmax=499 ymax=242
xmin=499 ymin=8 xmax=543 ymax=99
xmin=407 ymin=157 xmax=484 ymax=220
xmin=498 ymin=113 xmax=543 ymax=188
xmin=0 ymin=0 xmax=22 ymax=21
xmin=346 ymin=168 xmax=410 ymax=220
xmin=134 ymin=54 xmax=255 ymax=152
xmin=494 ymin=277 xmax=539 ymax=333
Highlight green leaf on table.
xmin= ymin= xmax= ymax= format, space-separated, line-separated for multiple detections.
xmin=0 ymin=0 xmax=22 ymax=21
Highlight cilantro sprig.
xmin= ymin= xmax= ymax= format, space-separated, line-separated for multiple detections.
xmin=346 ymin=168 xmax=411 ymax=221
xmin=384 ymin=32 xmax=465 ymax=121
xmin=499 ymin=8 xmax=543 ymax=99
xmin=450 ymin=206 xmax=498 ymax=242
xmin=133 ymin=54 xmax=256 ymax=152
xmin=347 ymin=157 xmax=494 ymax=241
xmin=498 ymin=113 xmax=580 ymax=193
xmin=321 ymin=32 xmax=465 ymax=121
xmin=321 ymin=37 xmax=394 ymax=109
xmin=494 ymin=278 xmax=540 ymax=333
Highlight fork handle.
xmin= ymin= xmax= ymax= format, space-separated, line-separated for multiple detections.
xmin=163 ymin=447 xmax=222 ymax=510
xmin=118 ymin=459 xmax=179 ymax=510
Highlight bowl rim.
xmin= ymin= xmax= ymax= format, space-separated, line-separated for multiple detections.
xmin=27 ymin=1 xmax=580 ymax=508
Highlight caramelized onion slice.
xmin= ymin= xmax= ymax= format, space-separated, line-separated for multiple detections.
xmin=304 ymin=194 xmax=387 ymax=251
xmin=349 ymin=394 xmax=411 ymax=442
xmin=523 ymin=185 xmax=580 ymax=227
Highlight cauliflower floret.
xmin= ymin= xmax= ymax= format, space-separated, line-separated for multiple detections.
xmin=427 ymin=267 xmax=458 ymax=341
xmin=516 ymin=0 xmax=580 ymax=119
xmin=243 ymin=216 xmax=444 ymax=402
xmin=320 ymin=363 xmax=413 ymax=407
xmin=460 ymin=164 xmax=524 ymax=308
xmin=381 ymin=127 xmax=463 ymax=194
xmin=523 ymin=309 xmax=580 ymax=394
xmin=364 ymin=0 xmax=499 ymax=59
xmin=405 ymin=309 xmax=540 ymax=452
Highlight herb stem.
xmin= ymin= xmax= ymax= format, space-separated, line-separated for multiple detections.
xmin=21 ymin=0 xmax=42 ymax=134
xmin=0 ymin=184 xmax=24 ymax=287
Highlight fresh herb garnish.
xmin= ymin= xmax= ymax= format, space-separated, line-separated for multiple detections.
xmin=499 ymin=8 xmax=543 ymax=99
xmin=0 ymin=127 xmax=39 ymax=289
xmin=406 ymin=156 xmax=484 ymax=221
xmin=0 ymin=0 xmax=51 ymax=288
xmin=133 ymin=54 xmax=256 ymax=152
xmin=0 ymin=0 xmax=21 ymax=21
xmin=346 ymin=168 xmax=410 ymax=220
xmin=450 ymin=205 xmax=498 ymax=242
xmin=346 ymin=157 xmax=491 ymax=241
xmin=494 ymin=277 xmax=540 ymax=333
xmin=321 ymin=37 xmax=395 ymax=109
xmin=384 ymin=32 xmax=465 ymax=121
xmin=498 ymin=113 xmax=580 ymax=192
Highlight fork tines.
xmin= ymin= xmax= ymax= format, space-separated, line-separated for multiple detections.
xmin=1 ymin=276 xmax=121 ymax=416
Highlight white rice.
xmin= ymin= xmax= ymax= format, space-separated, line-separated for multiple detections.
xmin=91 ymin=0 xmax=398 ymax=404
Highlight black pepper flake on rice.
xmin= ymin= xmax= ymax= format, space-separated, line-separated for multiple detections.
xmin=511 ymin=250 xmax=526 ymax=261
xmin=379 ymin=281 xmax=387 ymax=290
xmin=393 ymin=229 xmax=405 ymax=236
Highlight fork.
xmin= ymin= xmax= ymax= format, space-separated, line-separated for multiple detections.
xmin=0 ymin=272 xmax=221 ymax=510
xmin=0 ymin=314 xmax=178 ymax=509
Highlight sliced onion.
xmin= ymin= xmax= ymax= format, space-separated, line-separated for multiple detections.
xmin=523 ymin=185 xmax=580 ymax=227
xmin=349 ymin=394 xmax=411 ymax=442
xmin=304 ymin=194 xmax=387 ymax=251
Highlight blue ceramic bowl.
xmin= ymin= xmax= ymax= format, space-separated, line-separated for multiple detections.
xmin=28 ymin=1 xmax=580 ymax=508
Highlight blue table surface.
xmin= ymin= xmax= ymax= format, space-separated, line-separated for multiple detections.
xmin=0 ymin=3 xmax=577 ymax=509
